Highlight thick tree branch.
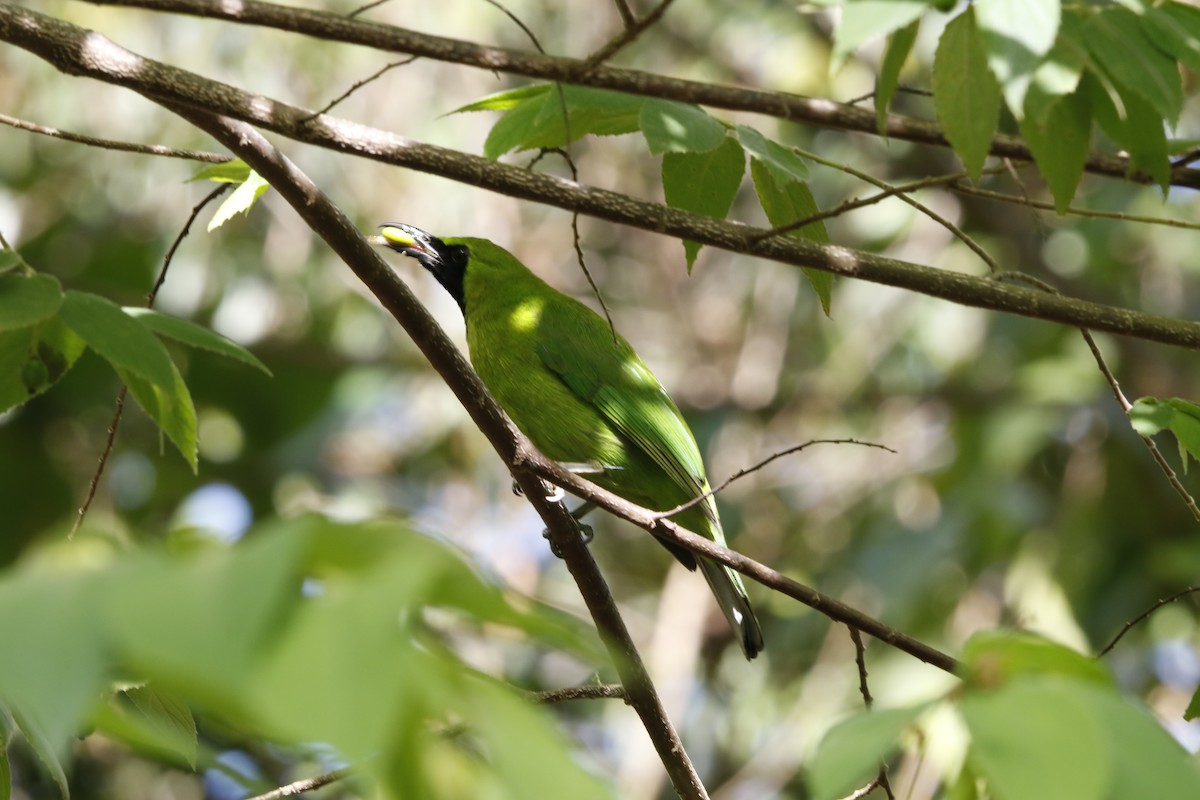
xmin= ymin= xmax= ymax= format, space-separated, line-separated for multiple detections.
xmin=83 ymin=0 xmax=1200 ymax=190
xmin=5 ymin=5 xmax=1200 ymax=352
xmin=157 ymin=103 xmax=708 ymax=800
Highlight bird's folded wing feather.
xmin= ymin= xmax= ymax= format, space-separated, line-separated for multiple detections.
xmin=536 ymin=335 xmax=714 ymax=521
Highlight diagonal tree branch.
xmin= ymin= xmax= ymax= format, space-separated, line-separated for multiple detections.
xmin=5 ymin=4 xmax=1200 ymax=352
xmin=157 ymin=102 xmax=709 ymax=800
xmin=82 ymin=0 xmax=1200 ymax=190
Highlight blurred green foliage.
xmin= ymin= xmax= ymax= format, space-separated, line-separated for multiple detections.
xmin=3 ymin=0 xmax=1200 ymax=798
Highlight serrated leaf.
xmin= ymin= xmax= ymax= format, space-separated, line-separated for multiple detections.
xmin=0 ymin=273 xmax=62 ymax=332
xmin=876 ymin=20 xmax=920 ymax=134
xmin=123 ymin=308 xmax=271 ymax=375
xmin=809 ymin=705 xmax=926 ymax=800
xmin=118 ymin=361 xmax=198 ymax=470
xmin=661 ymin=136 xmax=745 ymax=271
xmin=735 ymin=126 xmax=809 ymax=182
xmin=750 ymin=160 xmax=833 ymax=314
xmin=975 ymin=0 xmax=1062 ymax=117
xmin=639 ymin=99 xmax=726 ymax=154
xmin=121 ymin=684 xmax=198 ymax=768
xmin=450 ymin=84 xmax=552 ymax=114
xmin=832 ymin=0 xmax=928 ymax=71
xmin=207 ymin=171 xmax=270 ymax=232
xmin=59 ymin=291 xmax=177 ymax=393
xmin=933 ymin=9 xmax=1001 ymax=180
xmin=1142 ymin=2 xmax=1200 ymax=76
xmin=1085 ymin=7 xmax=1182 ymax=125
xmin=188 ymin=159 xmax=250 ymax=184
xmin=1018 ymin=86 xmax=1091 ymax=212
xmin=962 ymin=677 xmax=1111 ymax=800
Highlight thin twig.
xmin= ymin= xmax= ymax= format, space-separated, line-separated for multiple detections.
xmin=612 ymin=0 xmax=636 ymax=28
xmin=244 ymin=767 xmax=352 ymax=800
xmin=655 ymin=438 xmax=896 ymax=521
xmin=750 ymin=165 xmax=1009 ymax=244
xmin=849 ymin=629 xmax=896 ymax=800
xmin=481 ymin=0 xmax=544 ymax=51
xmin=0 ymin=229 xmax=34 ymax=275
xmin=1099 ymin=587 xmax=1200 ymax=657
xmin=70 ymin=183 xmax=230 ymax=537
xmin=347 ymin=0 xmax=389 ymax=18
xmin=0 ymin=112 xmax=229 ymax=162
xmin=792 ymin=145 xmax=999 ymax=273
xmin=835 ymin=776 xmax=887 ymax=800
xmin=580 ymin=0 xmax=678 ymax=72
xmin=953 ymin=182 xmax=1200 ymax=232
xmin=300 ymin=55 xmax=418 ymax=121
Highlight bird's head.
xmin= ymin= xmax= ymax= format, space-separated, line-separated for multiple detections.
xmin=378 ymin=223 xmax=468 ymax=312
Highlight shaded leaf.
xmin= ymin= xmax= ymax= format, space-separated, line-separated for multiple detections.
xmin=750 ymin=160 xmax=833 ymax=314
xmin=1087 ymin=72 xmax=1171 ymax=190
xmin=1085 ymin=6 xmax=1182 ymax=125
xmin=1141 ymin=2 xmax=1200 ymax=76
xmin=962 ymin=677 xmax=1111 ymax=800
xmin=876 ymin=20 xmax=920 ymax=135
xmin=117 ymin=361 xmax=198 ymax=471
xmin=59 ymin=291 xmax=176 ymax=392
xmin=0 ymin=273 xmax=62 ymax=332
xmin=95 ymin=684 xmax=198 ymax=768
xmin=8 ymin=705 xmax=69 ymax=800
xmin=1023 ymin=11 xmax=1087 ymax=123
xmin=1017 ymin=86 xmax=1091 ymax=212
xmin=662 ymin=136 xmax=745 ymax=270
xmin=809 ymin=705 xmax=926 ymax=800
xmin=933 ymin=9 xmax=1001 ymax=180
xmin=123 ymin=308 xmax=271 ymax=375
xmin=639 ymin=99 xmax=725 ymax=154
xmin=482 ymin=85 xmax=644 ymax=158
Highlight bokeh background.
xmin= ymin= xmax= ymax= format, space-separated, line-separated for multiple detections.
xmin=4 ymin=1 xmax=1200 ymax=797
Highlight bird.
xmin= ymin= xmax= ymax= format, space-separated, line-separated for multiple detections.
xmin=377 ymin=223 xmax=764 ymax=659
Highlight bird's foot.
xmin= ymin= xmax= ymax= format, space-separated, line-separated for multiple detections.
xmin=544 ymin=484 xmax=565 ymax=503
xmin=511 ymin=480 xmax=523 ymax=497
xmin=542 ymin=522 xmax=594 ymax=558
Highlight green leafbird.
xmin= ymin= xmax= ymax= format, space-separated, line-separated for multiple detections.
xmin=378 ymin=223 xmax=764 ymax=659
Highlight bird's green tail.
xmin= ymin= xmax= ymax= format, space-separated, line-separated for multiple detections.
xmin=698 ymin=558 xmax=764 ymax=659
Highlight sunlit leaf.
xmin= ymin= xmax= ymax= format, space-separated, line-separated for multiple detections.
xmin=207 ymin=171 xmax=270 ymax=232
xmin=975 ymin=0 xmax=1062 ymax=116
xmin=123 ymin=308 xmax=271 ymax=376
xmin=188 ymin=159 xmax=250 ymax=184
xmin=639 ymin=99 xmax=726 ymax=154
xmin=809 ymin=705 xmax=927 ymax=800
xmin=831 ymin=0 xmax=928 ymax=71
xmin=1130 ymin=397 xmax=1200 ymax=470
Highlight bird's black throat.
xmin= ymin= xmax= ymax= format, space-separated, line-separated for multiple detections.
xmin=424 ymin=241 xmax=469 ymax=315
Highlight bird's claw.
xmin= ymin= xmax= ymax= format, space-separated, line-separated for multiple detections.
xmin=511 ymin=480 xmax=524 ymax=497
xmin=542 ymin=522 xmax=594 ymax=559
xmin=545 ymin=484 xmax=565 ymax=503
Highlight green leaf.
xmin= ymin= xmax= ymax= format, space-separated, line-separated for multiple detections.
xmin=1130 ymin=397 xmax=1200 ymax=469
xmin=735 ymin=126 xmax=809 ymax=182
xmin=639 ymin=99 xmax=726 ymax=154
xmin=0 ymin=316 xmax=88 ymax=412
xmin=832 ymin=0 xmax=929 ymax=71
xmin=750 ymin=160 xmax=833 ymax=314
xmin=975 ymin=0 xmax=1062 ymax=117
xmin=1084 ymin=7 xmax=1182 ymax=125
xmin=0 ymin=744 xmax=9 ymax=800
xmin=933 ymin=9 xmax=1002 ymax=180
xmin=959 ymin=630 xmax=1112 ymax=688
xmin=450 ymin=84 xmax=552 ymax=113
xmin=207 ymin=171 xmax=270 ymax=232
xmin=8 ymin=704 xmax=69 ymax=800
xmin=482 ymin=85 xmax=644 ymax=158
xmin=117 ymin=361 xmax=198 ymax=470
xmin=1017 ymin=86 xmax=1091 ymax=213
xmin=98 ymin=684 xmax=199 ymax=768
xmin=0 ymin=250 xmax=19 ymax=276
xmin=1094 ymin=689 xmax=1200 ymax=797
xmin=876 ymin=20 xmax=920 ymax=135
xmin=188 ymin=159 xmax=250 ymax=184
xmin=662 ymin=136 xmax=744 ymax=271
xmin=962 ymin=677 xmax=1111 ymax=800
xmin=1141 ymin=2 xmax=1200 ymax=76
xmin=59 ymin=291 xmax=176 ymax=392
xmin=0 ymin=272 xmax=62 ymax=332
xmin=1087 ymin=72 xmax=1171 ymax=190
xmin=1187 ymin=685 xmax=1200 ymax=721
xmin=123 ymin=308 xmax=271 ymax=375
xmin=809 ymin=705 xmax=926 ymax=800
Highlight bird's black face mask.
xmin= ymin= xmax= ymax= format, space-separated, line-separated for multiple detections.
xmin=378 ymin=222 xmax=469 ymax=313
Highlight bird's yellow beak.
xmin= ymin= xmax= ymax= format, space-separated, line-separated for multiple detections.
xmin=379 ymin=225 xmax=418 ymax=249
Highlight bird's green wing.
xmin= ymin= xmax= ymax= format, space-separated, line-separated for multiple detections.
xmin=536 ymin=330 xmax=714 ymax=519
